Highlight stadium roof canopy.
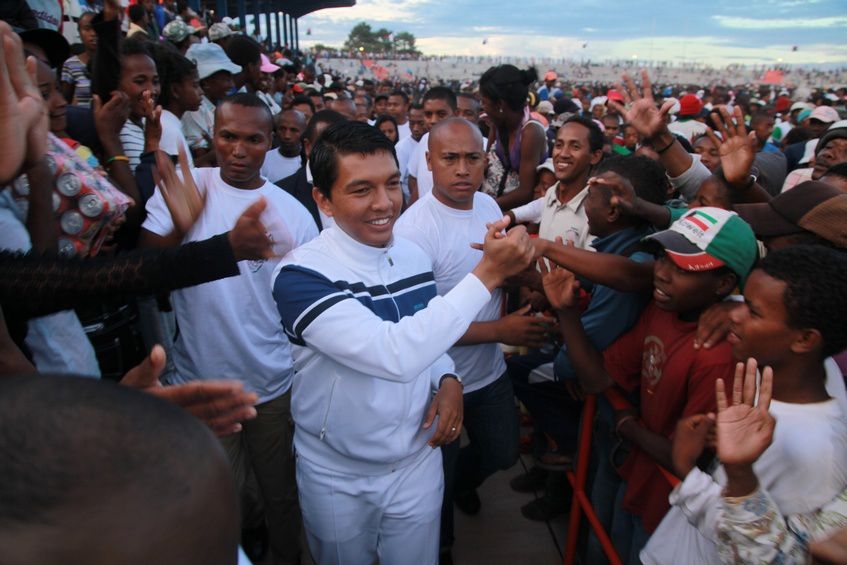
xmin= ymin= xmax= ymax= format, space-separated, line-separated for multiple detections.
xmin=281 ymin=0 xmax=356 ymax=18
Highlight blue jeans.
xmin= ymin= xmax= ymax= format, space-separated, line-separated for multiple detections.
xmin=440 ymin=371 xmax=519 ymax=549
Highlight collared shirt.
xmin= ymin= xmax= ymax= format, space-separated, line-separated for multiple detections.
xmin=510 ymin=182 xmax=593 ymax=249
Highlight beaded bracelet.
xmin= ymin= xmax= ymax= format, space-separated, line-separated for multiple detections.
xmin=105 ymin=155 xmax=130 ymax=166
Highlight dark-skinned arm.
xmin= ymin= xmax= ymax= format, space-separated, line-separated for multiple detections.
xmin=556 ymin=306 xmax=614 ymax=393
xmin=537 ymin=238 xmax=655 ymax=294
xmin=495 ymin=123 xmax=547 ymax=210
xmin=617 ymin=417 xmax=675 ymax=471
xmin=23 ymin=157 xmax=57 ymax=253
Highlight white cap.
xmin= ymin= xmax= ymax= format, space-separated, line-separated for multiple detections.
xmin=799 ymin=138 xmax=819 ymax=165
xmin=186 ymin=43 xmax=242 ymax=81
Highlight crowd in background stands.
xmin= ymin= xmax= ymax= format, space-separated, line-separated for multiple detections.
xmin=2 ymin=1 xmax=847 ymax=565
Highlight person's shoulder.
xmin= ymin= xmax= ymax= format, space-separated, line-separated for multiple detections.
xmin=262 ymin=181 xmax=313 ymax=221
xmin=474 ymin=191 xmax=503 ymax=220
xmin=392 ymin=233 xmax=434 ymax=264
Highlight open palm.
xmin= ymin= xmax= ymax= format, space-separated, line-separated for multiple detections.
xmin=715 ymin=358 xmax=776 ymax=467
xmin=705 ymin=106 xmax=756 ymax=186
xmin=538 ymin=254 xmax=580 ymax=311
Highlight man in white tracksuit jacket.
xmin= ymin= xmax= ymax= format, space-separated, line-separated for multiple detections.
xmin=272 ymin=121 xmax=534 ymax=565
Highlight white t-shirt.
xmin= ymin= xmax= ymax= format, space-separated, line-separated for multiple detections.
xmin=407 ymin=132 xmax=434 ymax=199
xmin=394 ymin=192 xmax=506 ymax=392
xmin=261 ymin=149 xmax=301 ymax=184
xmin=142 ymin=167 xmax=318 ymax=402
xmin=395 ymin=135 xmax=419 ymax=200
xmin=642 ymin=358 xmax=847 ymax=565
xmin=397 ymin=120 xmax=411 ymax=141
xmin=159 ymin=109 xmax=195 ymax=168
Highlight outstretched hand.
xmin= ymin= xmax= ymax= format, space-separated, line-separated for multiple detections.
xmin=537 ymin=240 xmax=580 ymax=311
xmin=120 ymin=345 xmax=259 ymax=436
xmin=705 ymin=105 xmax=757 ymax=187
xmin=591 ymin=173 xmax=639 ymax=217
xmin=154 ymin=145 xmax=206 ymax=235
xmin=715 ymin=358 xmax=775 ymax=467
xmin=608 ymin=70 xmax=676 ymax=140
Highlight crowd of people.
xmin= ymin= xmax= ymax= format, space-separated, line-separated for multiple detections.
xmin=2 ymin=1 xmax=847 ymax=565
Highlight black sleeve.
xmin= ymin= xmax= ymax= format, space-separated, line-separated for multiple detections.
xmin=90 ymin=12 xmax=122 ymax=103
xmin=0 ymin=234 xmax=240 ymax=319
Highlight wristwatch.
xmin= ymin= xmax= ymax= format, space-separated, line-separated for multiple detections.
xmin=439 ymin=373 xmax=463 ymax=389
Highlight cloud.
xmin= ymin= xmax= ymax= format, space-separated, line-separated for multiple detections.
xmin=582 ymin=27 xmax=598 ymax=32
xmin=712 ymin=15 xmax=847 ymax=29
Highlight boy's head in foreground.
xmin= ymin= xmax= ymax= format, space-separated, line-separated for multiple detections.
xmin=0 ymin=375 xmax=239 ymax=565
xmin=728 ymin=245 xmax=847 ymax=367
xmin=644 ymin=207 xmax=758 ymax=317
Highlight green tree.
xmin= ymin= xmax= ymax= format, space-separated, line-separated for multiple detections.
xmin=394 ymin=31 xmax=419 ymax=55
xmin=343 ymin=22 xmax=382 ymax=53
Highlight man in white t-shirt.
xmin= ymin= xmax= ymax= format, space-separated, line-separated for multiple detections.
xmin=408 ymin=87 xmax=459 ymax=204
xmin=140 ymin=93 xmax=317 ymax=565
xmin=261 ymin=109 xmax=306 ymax=183
xmin=395 ymin=104 xmax=426 ymax=202
xmin=395 ymin=118 xmax=556 ymax=561
xmin=387 ymin=90 xmax=411 ymax=140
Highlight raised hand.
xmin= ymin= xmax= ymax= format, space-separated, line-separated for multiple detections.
xmin=93 ymin=91 xmax=131 ymax=143
xmin=715 ymin=358 xmax=776 ymax=467
xmin=228 ymin=197 xmax=275 ymax=261
xmin=608 ymin=70 xmax=676 ymax=140
xmin=591 ymin=173 xmax=639 ymax=217
xmin=705 ymin=105 xmax=757 ymax=187
xmin=0 ymin=24 xmax=48 ymax=183
xmin=154 ymin=144 xmax=205 ymax=235
xmin=142 ymin=91 xmax=163 ymax=153
xmin=538 ymin=254 xmax=580 ymax=311
xmin=120 ymin=345 xmax=259 ymax=436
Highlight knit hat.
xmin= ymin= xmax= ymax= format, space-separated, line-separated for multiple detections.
xmin=163 ymin=19 xmax=196 ymax=43
xmin=645 ymin=207 xmax=758 ymax=283
xmin=678 ymin=94 xmax=703 ymax=118
xmin=208 ymin=22 xmax=233 ymax=41
xmin=734 ymin=181 xmax=847 ymax=248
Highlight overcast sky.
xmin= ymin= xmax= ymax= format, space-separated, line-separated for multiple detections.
xmin=294 ymin=0 xmax=847 ymax=66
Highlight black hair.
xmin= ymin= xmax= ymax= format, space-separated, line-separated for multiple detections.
xmin=291 ymin=94 xmax=316 ymax=113
xmin=224 ymin=35 xmax=261 ymax=69
xmin=218 ymin=92 xmax=273 ymax=133
xmin=409 ymin=102 xmax=424 ymax=112
xmin=310 ymin=120 xmax=398 ymax=199
xmin=374 ymin=114 xmax=399 ymax=143
xmin=77 ymin=11 xmax=94 ymax=28
xmin=553 ymin=97 xmax=580 ymax=115
xmin=422 ymin=86 xmax=457 ymax=111
xmin=479 ymin=65 xmax=538 ymax=112
xmin=120 ymin=36 xmax=153 ymax=59
xmin=750 ymin=110 xmax=774 ymax=126
xmin=356 ymin=92 xmax=373 ymax=107
xmin=0 ymin=375 xmax=235 ymax=549
xmin=457 ymin=92 xmax=480 ymax=109
xmin=758 ymin=245 xmax=847 ymax=357
xmin=374 ymin=93 xmax=389 ymax=103
xmin=824 ymin=162 xmax=847 ymax=180
xmin=594 ymin=155 xmax=669 ymax=207
xmin=389 ymin=90 xmax=409 ymax=104
xmin=128 ymin=4 xmax=146 ymax=23
xmin=303 ymin=108 xmax=347 ymax=145
xmin=560 ymin=115 xmax=605 ymax=153
xmin=149 ymin=43 xmax=196 ymax=109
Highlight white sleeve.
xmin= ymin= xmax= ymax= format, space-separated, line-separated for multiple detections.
xmin=408 ymin=141 xmax=425 ymax=178
xmin=668 ymin=154 xmax=711 ymax=202
xmin=510 ymin=197 xmax=544 ymax=224
xmin=430 ymin=353 xmax=457 ymax=391
xmin=141 ymin=186 xmax=176 ymax=237
xmin=669 ymin=467 xmax=723 ymax=540
xmin=300 ymin=274 xmax=491 ymax=383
